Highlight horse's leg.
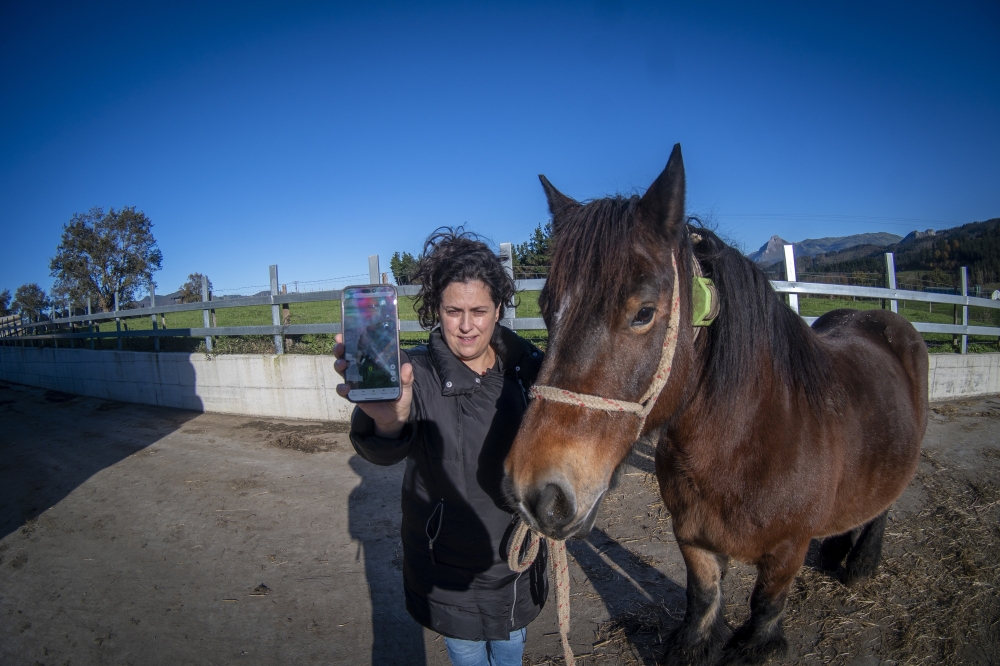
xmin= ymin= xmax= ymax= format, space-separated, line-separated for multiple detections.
xmin=721 ymin=538 xmax=809 ymax=665
xmin=818 ymin=531 xmax=854 ymax=572
xmin=841 ymin=510 xmax=888 ymax=586
xmin=665 ymin=543 xmax=729 ymax=666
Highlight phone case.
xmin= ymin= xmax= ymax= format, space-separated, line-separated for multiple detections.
xmin=341 ymin=285 xmax=402 ymax=403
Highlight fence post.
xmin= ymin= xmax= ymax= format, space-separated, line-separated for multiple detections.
xmin=961 ymin=266 xmax=968 ymax=355
xmin=270 ymin=265 xmax=284 ymax=355
xmin=281 ymin=284 xmax=290 ymax=325
xmin=201 ymin=274 xmax=213 ymax=352
xmin=87 ymin=297 xmax=94 ymax=350
xmin=150 ymin=285 xmax=160 ymax=352
xmin=885 ymin=253 xmax=898 ymax=313
xmin=499 ymin=242 xmax=516 ymax=329
xmin=783 ymin=244 xmax=799 ymax=314
xmin=52 ymin=304 xmax=58 ymax=348
xmin=368 ymin=255 xmax=380 ymax=285
xmin=68 ymin=299 xmax=75 ymax=349
xmin=115 ymin=292 xmax=122 ymax=351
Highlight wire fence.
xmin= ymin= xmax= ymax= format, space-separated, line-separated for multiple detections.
xmin=513 ymin=265 xmax=551 ymax=279
xmin=195 ymin=273 xmax=373 ymax=300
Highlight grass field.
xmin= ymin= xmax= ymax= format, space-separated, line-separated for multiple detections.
xmin=15 ymin=290 xmax=1000 ymax=355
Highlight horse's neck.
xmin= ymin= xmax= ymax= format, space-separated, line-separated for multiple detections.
xmin=680 ymin=293 xmax=821 ymax=427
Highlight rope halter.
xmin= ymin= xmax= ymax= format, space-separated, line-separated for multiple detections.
xmin=529 ymin=252 xmax=683 ymax=437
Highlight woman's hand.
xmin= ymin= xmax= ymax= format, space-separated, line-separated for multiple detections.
xmin=334 ymin=333 xmax=413 ymax=438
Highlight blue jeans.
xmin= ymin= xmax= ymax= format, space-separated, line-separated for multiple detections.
xmin=444 ymin=628 xmax=526 ymax=666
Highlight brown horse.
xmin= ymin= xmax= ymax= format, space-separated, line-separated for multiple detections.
xmin=503 ymin=145 xmax=928 ymax=665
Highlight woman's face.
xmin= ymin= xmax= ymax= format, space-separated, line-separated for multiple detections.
xmin=439 ymin=280 xmax=500 ymax=366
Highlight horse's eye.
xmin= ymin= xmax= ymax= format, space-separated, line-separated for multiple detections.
xmin=632 ymin=307 xmax=655 ymax=327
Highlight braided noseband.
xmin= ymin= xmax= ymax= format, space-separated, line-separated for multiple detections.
xmin=529 ymin=252 xmax=683 ymax=437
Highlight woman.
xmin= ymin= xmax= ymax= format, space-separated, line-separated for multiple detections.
xmin=334 ymin=229 xmax=548 ymax=666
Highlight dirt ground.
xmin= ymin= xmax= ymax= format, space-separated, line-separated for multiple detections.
xmin=1 ymin=380 xmax=997 ymax=665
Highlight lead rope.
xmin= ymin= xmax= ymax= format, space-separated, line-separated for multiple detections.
xmin=507 ymin=520 xmax=575 ymax=666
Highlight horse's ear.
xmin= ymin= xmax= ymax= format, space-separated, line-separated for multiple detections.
xmin=538 ymin=175 xmax=579 ymax=234
xmin=639 ymin=143 xmax=685 ymax=240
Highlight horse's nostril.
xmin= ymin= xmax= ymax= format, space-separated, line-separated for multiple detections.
xmin=535 ymin=483 xmax=574 ymax=530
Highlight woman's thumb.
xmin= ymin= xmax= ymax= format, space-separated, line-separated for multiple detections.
xmin=399 ymin=362 xmax=414 ymax=389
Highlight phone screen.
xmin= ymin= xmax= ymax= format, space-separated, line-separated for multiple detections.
xmin=341 ymin=285 xmax=401 ymax=402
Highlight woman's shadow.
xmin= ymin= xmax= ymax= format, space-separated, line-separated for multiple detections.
xmin=348 ymin=455 xmax=427 ymax=666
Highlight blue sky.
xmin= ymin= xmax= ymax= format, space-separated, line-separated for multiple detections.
xmin=2 ymin=1 xmax=998 ymax=298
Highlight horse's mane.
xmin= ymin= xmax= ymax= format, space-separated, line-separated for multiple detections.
xmin=691 ymin=225 xmax=835 ymax=411
xmin=543 ymin=194 xmax=650 ymax=322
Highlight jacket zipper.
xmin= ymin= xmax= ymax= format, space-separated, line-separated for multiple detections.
xmin=515 ymin=366 xmax=528 ymax=407
xmin=510 ymin=570 xmax=521 ymax=629
xmin=426 ymin=499 xmax=444 ymax=566
xmin=509 ymin=514 xmax=522 ymax=629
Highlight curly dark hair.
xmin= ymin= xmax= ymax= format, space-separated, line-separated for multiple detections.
xmin=412 ymin=227 xmax=516 ymax=329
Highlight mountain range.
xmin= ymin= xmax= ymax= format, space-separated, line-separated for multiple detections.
xmin=748 ymin=232 xmax=903 ymax=266
xmin=750 ymin=218 xmax=1000 ymax=287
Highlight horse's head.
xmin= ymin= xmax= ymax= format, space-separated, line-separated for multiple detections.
xmin=504 ymin=144 xmax=697 ymax=539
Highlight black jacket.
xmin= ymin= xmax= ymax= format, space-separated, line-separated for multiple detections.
xmin=350 ymin=325 xmax=548 ymax=641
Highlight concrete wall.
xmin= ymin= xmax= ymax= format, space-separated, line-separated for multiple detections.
xmin=0 ymin=346 xmax=354 ymax=421
xmin=0 ymin=346 xmax=997 ymax=421
xmin=927 ymin=352 xmax=1000 ymax=401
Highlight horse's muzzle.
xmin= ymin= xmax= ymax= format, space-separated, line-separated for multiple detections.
xmin=529 ymin=482 xmax=575 ymax=535
xmin=505 ymin=475 xmax=605 ymax=540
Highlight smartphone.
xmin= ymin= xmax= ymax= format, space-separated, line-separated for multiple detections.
xmin=340 ymin=285 xmax=402 ymax=402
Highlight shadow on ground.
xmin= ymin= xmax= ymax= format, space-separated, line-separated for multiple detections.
xmin=348 ymin=455 xmax=427 ymax=666
xmin=0 ymin=379 xmax=200 ymax=541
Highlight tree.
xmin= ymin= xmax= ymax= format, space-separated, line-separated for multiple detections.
xmin=178 ymin=273 xmax=213 ymax=303
xmin=49 ymin=206 xmax=163 ymax=312
xmin=390 ymin=252 xmax=419 ymax=285
xmin=0 ymin=289 xmax=10 ymax=316
xmin=512 ymin=222 xmax=554 ymax=277
xmin=924 ymin=267 xmax=953 ymax=288
xmin=12 ymin=283 xmax=50 ymax=321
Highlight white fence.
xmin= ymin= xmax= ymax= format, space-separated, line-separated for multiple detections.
xmin=3 ymin=245 xmax=999 ymax=354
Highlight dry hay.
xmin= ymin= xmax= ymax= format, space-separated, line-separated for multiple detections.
xmin=587 ymin=600 xmax=681 ymax=665
xmin=783 ymin=448 xmax=1000 ymax=665
xmin=266 ymin=433 xmax=338 ymax=453
xmin=240 ymin=419 xmax=350 ymax=435
xmin=931 ymin=400 xmax=1000 ymax=421
xmin=240 ymin=419 xmax=347 ymax=453
xmin=579 ymin=448 xmax=999 ymax=665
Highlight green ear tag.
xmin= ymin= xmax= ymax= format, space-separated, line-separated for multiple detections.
xmin=692 ymin=277 xmax=717 ymax=327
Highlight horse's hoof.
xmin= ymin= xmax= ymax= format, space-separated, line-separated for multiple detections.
xmin=660 ymin=622 xmax=728 ymax=666
xmin=838 ymin=566 xmax=873 ymax=587
xmin=660 ymin=642 xmax=719 ymax=666
xmin=718 ymin=625 xmax=788 ymax=665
